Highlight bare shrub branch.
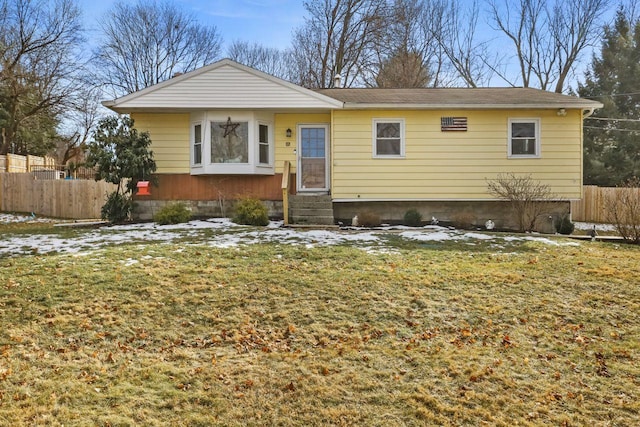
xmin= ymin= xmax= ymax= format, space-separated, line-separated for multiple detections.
xmin=487 ymin=173 xmax=557 ymax=232
xmin=606 ymin=178 xmax=640 ymax=244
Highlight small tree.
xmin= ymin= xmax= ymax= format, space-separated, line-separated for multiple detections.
xmin=606 ymin=177 xmax=640 ymax=244
xmin=86 ymin=116 xmax=156 ymax=223
xmin=487 ymin=173 xmax=556 ymax=232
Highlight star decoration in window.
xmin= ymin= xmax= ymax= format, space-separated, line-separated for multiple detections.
xmin=220 ymin=117 xmax=240 ymax=138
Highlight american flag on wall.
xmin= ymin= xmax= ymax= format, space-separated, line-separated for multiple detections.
xmin=441 ymin=117 xmax=468 ymax=131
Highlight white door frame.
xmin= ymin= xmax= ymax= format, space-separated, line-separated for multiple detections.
xmin=297 ymin=124 xmax=330 ymax=193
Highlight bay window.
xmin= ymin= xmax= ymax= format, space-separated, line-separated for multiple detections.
xmin=190 ymin=112 xmax=273 ymax=175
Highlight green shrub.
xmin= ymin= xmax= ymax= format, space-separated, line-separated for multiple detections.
xmin=358 ymin=211 xmax=381 ymax=227
xmin=233 ymin=198 xmax=269 ymax=226
xmin=102 ymin=192 xmax=133 ymax=224
xmin=403 ymin=208 xmax=423 ymax=226
xmin=555 ymin=214 xmax=575 ymax=235
xmin=154 ymin=202 xmax=192 ymax=225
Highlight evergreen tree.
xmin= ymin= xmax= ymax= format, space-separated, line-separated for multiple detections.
xmin=86 ymin=116 xmax=156 ymax=223
xmin=579 ymin=9 xmax=640 ymax=186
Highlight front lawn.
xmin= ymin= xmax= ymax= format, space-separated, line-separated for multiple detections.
xmin=0 ymin=225 xmax=638 ymax=425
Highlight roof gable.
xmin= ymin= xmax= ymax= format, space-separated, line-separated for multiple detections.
xmin=104 ymin=59 xmax=343 ymax=112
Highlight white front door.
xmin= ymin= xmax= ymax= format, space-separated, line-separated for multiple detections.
xmin=297 ymin=125 xmax=329 ymax=192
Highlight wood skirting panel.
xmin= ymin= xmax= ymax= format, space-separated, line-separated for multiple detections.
xmin=138 ymin=173 xmax=295 ymax=201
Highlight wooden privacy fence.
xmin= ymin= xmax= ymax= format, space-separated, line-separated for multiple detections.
xmin=0 ymin=173 xmax=117 ymax=219
xmin=571 ymin=185 xmax=640 ymax=223
xmin=0 ymin=153 xmax=56 ymax=173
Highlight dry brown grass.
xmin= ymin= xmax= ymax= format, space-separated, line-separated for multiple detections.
xmin=0 ymin=237 xmax=639 ymax=426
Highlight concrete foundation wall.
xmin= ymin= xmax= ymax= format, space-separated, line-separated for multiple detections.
xmin=134 ymin=197 xmax=571 ymax=234
xmin=333 ymin=200 xmax=572 ymax=233
xmin=134 ymin=199 xmax=283 ymax=221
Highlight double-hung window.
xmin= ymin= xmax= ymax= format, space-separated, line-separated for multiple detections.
xmin=258 ymin=123 xmax=270 ymax=165
xmin=508 ymin=118 xmax=540 ymax=158
xmin=373 ymin=119 xmax=404 ymax=157
xmin=192 ymin=123 xmax=202 ymax=165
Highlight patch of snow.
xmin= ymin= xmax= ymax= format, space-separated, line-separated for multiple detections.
xmin=362 ymin=247 xmax=400 ymax=255
xmin=0 ymin=213 xmax=56 ymax=224
xmin=462 ymin=232 xmax=495 ymax=240
xmin=501 ymin=235 xmax=580 ymax=247
xmin=399 ymin=230 xmax=461 ymax=242
xmin=574 ymin=222 xmax=617 ymax=232
xmin=0 ymin=215 xmax=581 ymax=257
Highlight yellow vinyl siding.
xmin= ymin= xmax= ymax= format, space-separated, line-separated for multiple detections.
xmin=274 ymin=113 xmax=331 ymax=173
xmin=331 ymin=109 xmax=582 ymax=200
xmin=131 ymin=113 xmax=190 ymax=174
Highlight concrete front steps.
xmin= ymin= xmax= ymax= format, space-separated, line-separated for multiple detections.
xmin=288 ymin=194 xmax=335 ymax=226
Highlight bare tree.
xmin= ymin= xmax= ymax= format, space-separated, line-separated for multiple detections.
xmin=489 ymin=0 xmax=611 ymax=93
xmin=227 ymin=41 xmax=290 ymax=80
xmin=620 ymin=0 xmax=640 ymax=23
xmin=427 ymin=0 xmax=494 ymax=87
xmin=487 ymin=173 xmax=557 ymax=232
xmin=0 ymin=0 xmax=84 ymax=155
xmin=290 ymin=0 xmax=386 ymax=88
xmin=55 ymin=78 xmax=104 ymax=166
xmin=96 ymin=0 xmax=223 ymax=95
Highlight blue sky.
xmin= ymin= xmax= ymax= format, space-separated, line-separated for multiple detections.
xmin=81 ymin=0 xmax=306 ymax=52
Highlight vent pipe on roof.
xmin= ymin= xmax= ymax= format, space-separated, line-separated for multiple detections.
xmin=334 ymin=73 xmax=342 ymax=88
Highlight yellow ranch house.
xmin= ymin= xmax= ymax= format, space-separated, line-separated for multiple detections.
xmin=103 ymin=59 xmax=602 ymax=232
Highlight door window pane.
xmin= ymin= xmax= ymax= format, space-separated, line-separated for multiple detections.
xmin=301 ymin=128 xmax=325 ymax=158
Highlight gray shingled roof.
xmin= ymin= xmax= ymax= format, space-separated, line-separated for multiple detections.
xmin=316 ymin=87 xmax=602 ymax=109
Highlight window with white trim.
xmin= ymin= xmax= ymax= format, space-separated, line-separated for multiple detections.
xmin=189 ymin=112 xmax=274 ymax=175
xmin=373 ymin=119 xmax=404 ymax=157
xmin=211 ymin=120 xmax=249 ymax=164
xmin=258 ymin=123 xmax=270 ymax=165
xmin=509 ymin=118 xmax=540 ymax=158
xmin=192 ymin=123 xmax=202 ymax=165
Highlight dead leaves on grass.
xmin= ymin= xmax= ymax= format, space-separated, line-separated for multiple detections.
xmin=594 ymin=352 xmax=610 ymax=377
xmin=218 ymin=322 xmax=297 ymax=354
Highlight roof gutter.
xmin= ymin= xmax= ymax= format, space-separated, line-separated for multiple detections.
xmin=583 ymin=107 xmax=597 ymax=118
